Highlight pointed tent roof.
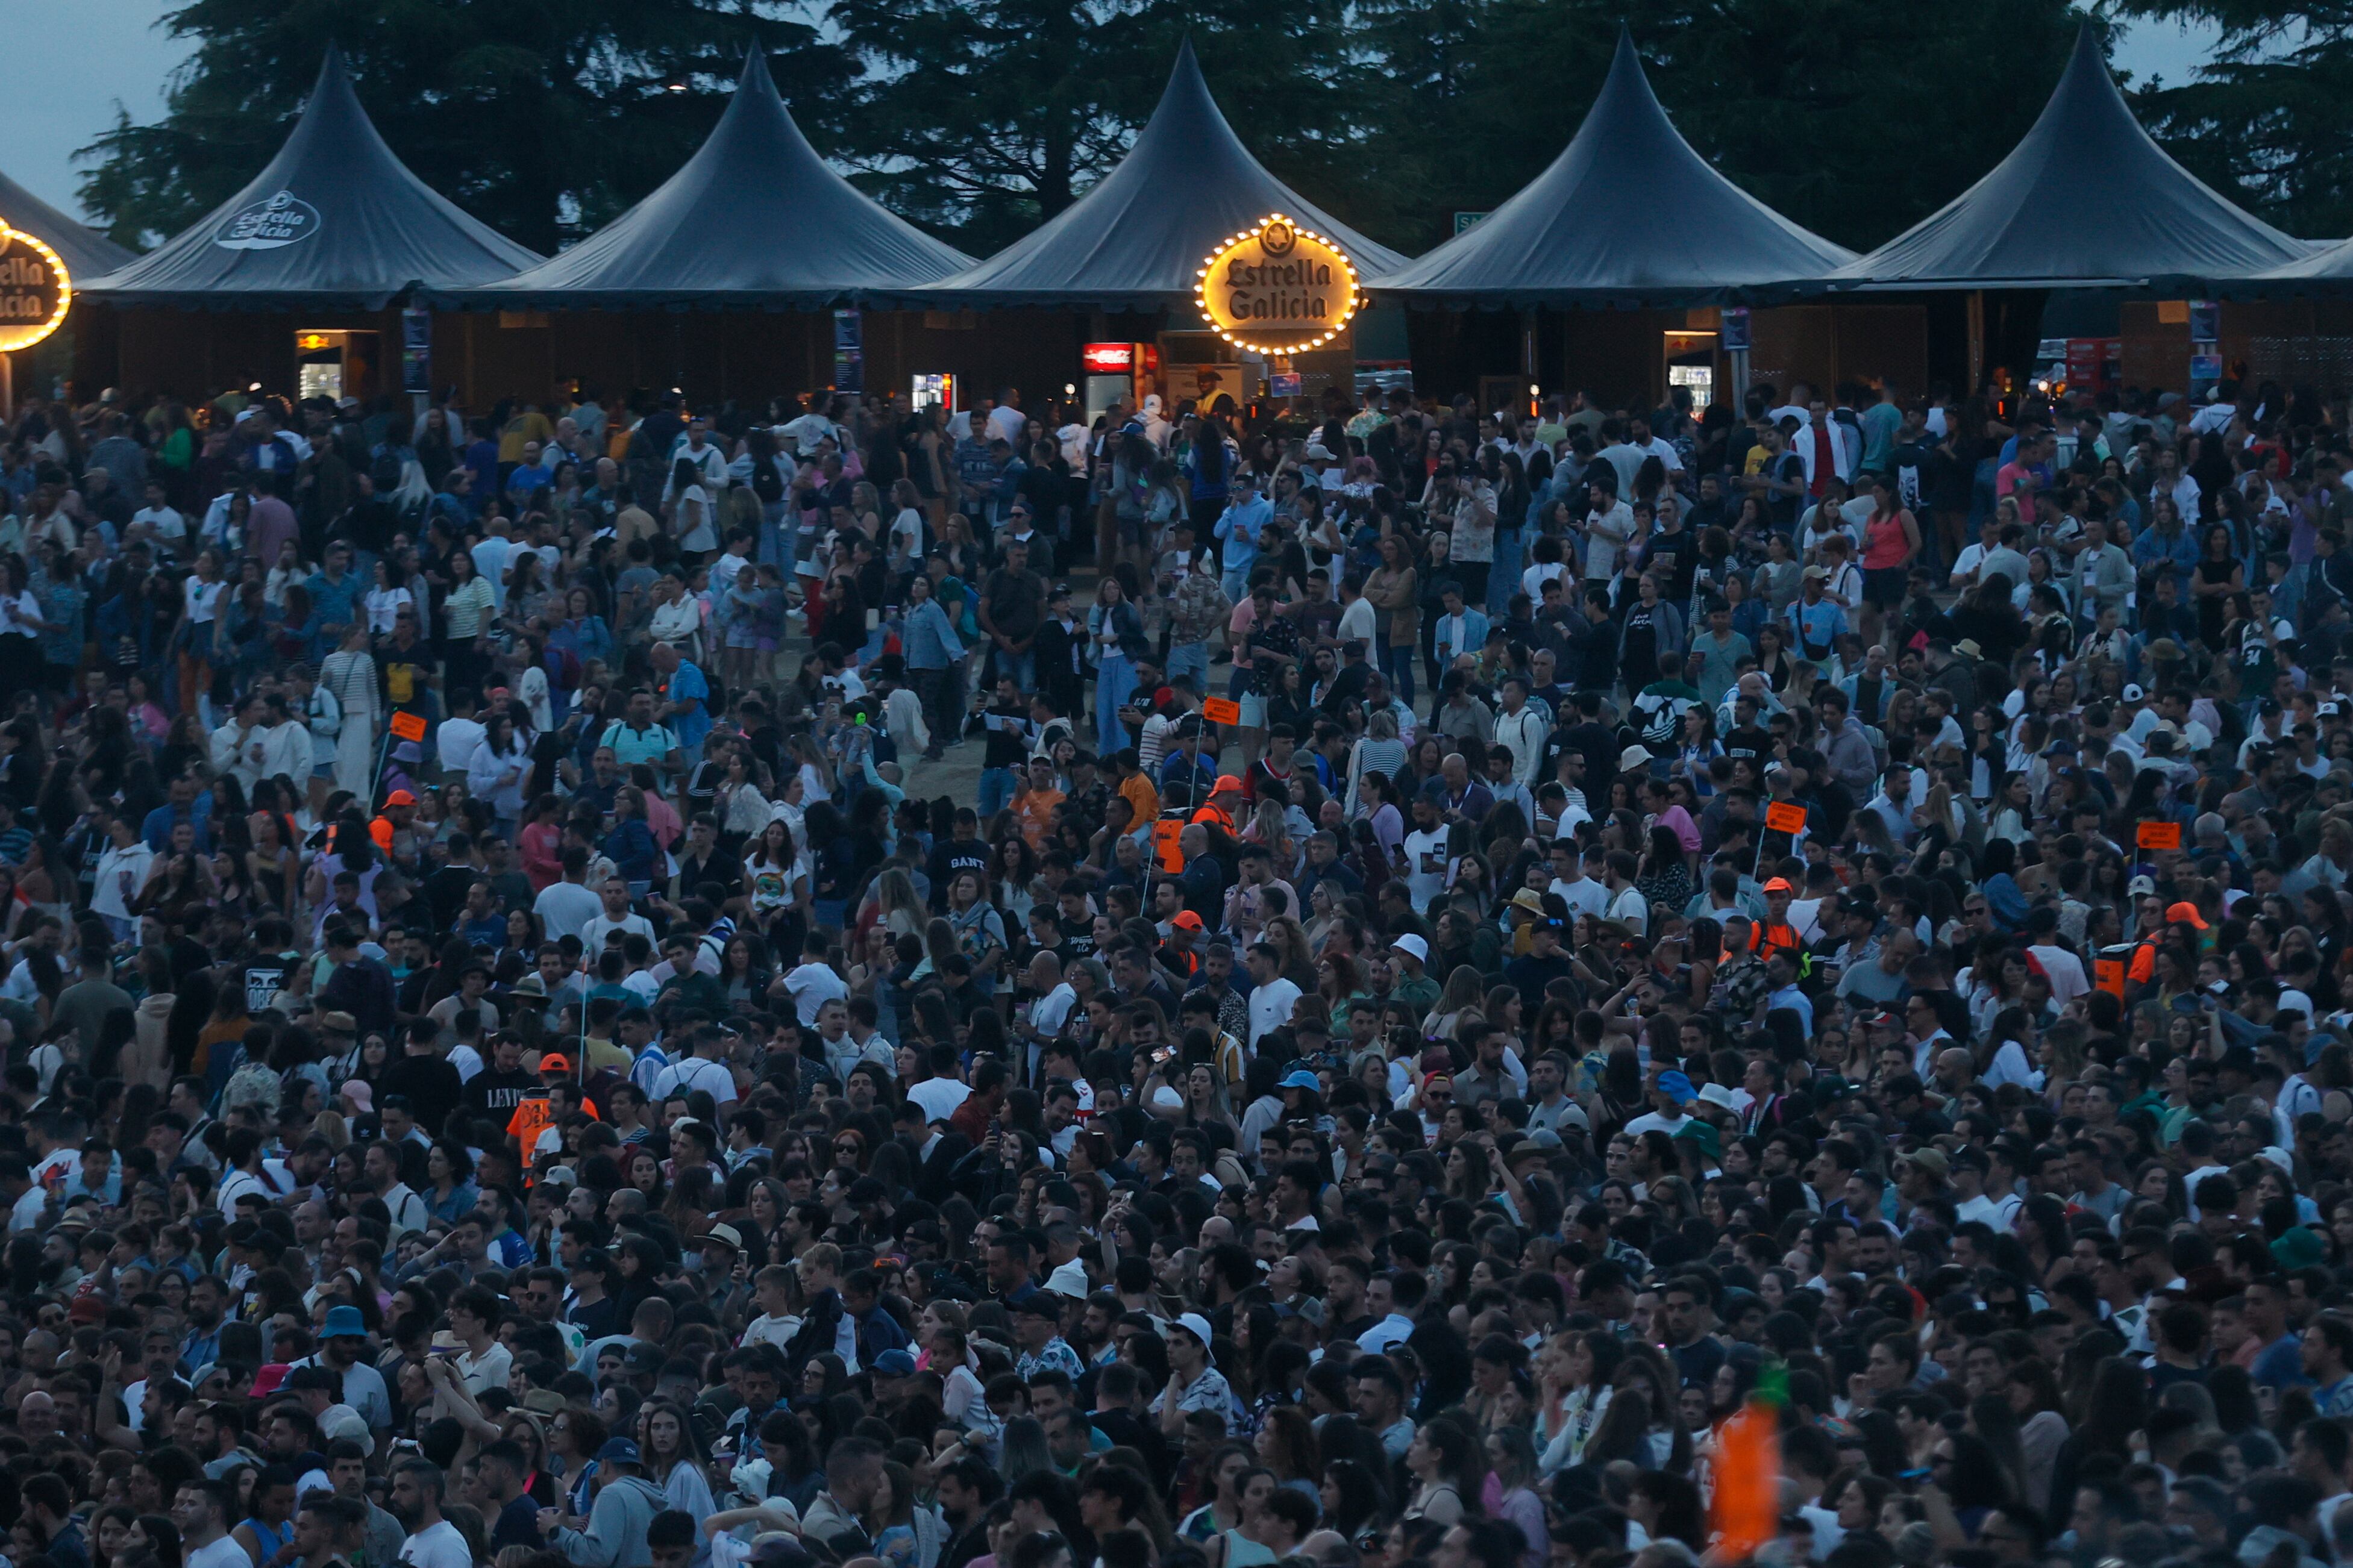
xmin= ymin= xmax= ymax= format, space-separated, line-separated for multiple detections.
xmin=1377 ymin=31 xmax=1852 ymax=306
xmin=0 ymin=169 xmax=134 ymax=283
xmin=912 ymin=39 xmax=1406 ymax=309
xmin=1822 ymin=27 xmax=2302 ymax=290
xmin=450 ymin=52 xmax=972 ymax=308
xmin=84 ymin=48 xmax=541 ymax=309
xmin=2234 ymin=233 xmax=2353 ymax=292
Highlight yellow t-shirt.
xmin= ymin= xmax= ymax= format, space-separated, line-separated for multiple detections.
xmin=498 ymin=412 xmax=556 ymax=465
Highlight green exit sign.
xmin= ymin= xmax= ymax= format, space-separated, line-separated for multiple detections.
xmin=1454 ymin=211 xmax=1490 ymax=234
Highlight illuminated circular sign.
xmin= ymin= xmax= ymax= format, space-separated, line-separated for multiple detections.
xmin=0 ymin=225 xmax=69 ymax=354
xmin=1196 ymin=213 xmax=1359 ymax=355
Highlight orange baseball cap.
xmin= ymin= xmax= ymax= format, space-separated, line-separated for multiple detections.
xmin=1762 ymin=877 xmax=1794 ymax=894
xmin=1171 ymin=911 xmax=1205 ymax=932
xmin=538 ymin=1054 xmax=575 ymax=1072
xmin=2165 ymin=901 xmax=2208 ymax=930
xmin=1212 ymin=774 xmax=1244 ymax=792
xmin=385 ymin=789 xmax=418 ymax=807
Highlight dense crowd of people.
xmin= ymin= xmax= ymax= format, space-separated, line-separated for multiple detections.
xmin=0 ymin=363 xmax=2349 ymax=1568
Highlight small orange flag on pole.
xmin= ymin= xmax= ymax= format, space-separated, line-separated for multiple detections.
xmin=1710 ymin=1399 xmax=1782 ymax=1561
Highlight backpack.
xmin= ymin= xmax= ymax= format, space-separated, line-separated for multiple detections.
xmin=548 ymin=643 xmax=583 ymax=692
xmin=750 ymin=457 xmax=786 ymax=506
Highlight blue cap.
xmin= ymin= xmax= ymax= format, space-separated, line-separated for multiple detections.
xmin=1280 ymin=1070 xmax=1320 ymax=1090
xmin=321 ymin=1305 xmax=368 ymax=1339
xmin=873 ymin=1349 xmax=918 ymax=1376
xmin=1658 ymin=1070 xmax=1696 ymax=1105
xmin=596 ymin=1438 xmax=642 ymax=1466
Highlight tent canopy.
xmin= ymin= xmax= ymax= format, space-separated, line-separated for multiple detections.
xmin=2239 ymin=233 xmax=2353 ymax=292
xmin=84 ymin=48 xmax=542 ymax=310
xmin=910 ymin=39 xmax=1406 ymax=310
xmin=1819 ymin=26 xmax=2302 ymax=291
xmin=448 ymin=51 xmax=971 ymax=309
xmin=0 ymin=170 xmax=134 ymax=283
xmin=1377 ymin=31 xmax=1852 ymax=307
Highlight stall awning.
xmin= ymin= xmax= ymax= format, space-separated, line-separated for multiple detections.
xmin=904 ymin=39 xmax=1406 ymax=312
xmin=1816 ymin=26 xmax=2302 ymax=292
xmin=0 ymin=169 xmax=134 ymax=282
xmin=82 ymin=48 xmax=542 ymax=310
xmin=443 ymin=51 xmax=971 ymax=310
xmin=1375 ymin=31 xmax=1852 ymax=307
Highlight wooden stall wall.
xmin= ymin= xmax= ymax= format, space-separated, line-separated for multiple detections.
xmin=2122 ymin=299 xmax=2353 ymax=396
xmin=1747 ymin=304 xmax=1928 ymax=403
xmin=111 ymin=308 xmax=405 ymax=404
xmin=863 ymin=309 xmax=1092 ymax=410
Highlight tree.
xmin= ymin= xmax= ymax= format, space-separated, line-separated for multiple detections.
xmin=2113 ymin=0 xmax=2353 ymax=240
xmin=78 ymin=0 xmax=2098 ymax=266
xmin=824 ymin=0 xmax=1355 ymax=255
xmin=78 ymin=0 xmax=845 ymax=255
xmin=1664 ymin=0 xmax=2088 ymax=253
xmin=821 ymin=0 xmax=1145 ymax=254
xmin=1335 ymin=0 xmax=2087 ymax=256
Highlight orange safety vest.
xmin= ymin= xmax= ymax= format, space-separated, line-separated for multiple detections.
xmin=506 ymin=1096 xmax=555 ymax=1178
xmin=1152 ymin=819 xmax=1185 ymax=874
xmin=1753 ymin=921 xmax=1803 ymax=964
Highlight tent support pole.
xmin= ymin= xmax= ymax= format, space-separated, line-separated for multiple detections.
xmin=1967 ymin=291 xmax=1986 ymax=391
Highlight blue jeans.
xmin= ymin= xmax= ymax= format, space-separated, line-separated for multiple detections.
xmin=990 ymin=645 xmax=1036 ymax=693
xmin=979 ymin=766 xmax=1020 ymax=820
xmin=1221 ymin=566 xmax=1252 ymax=604
xmin=761 ymin=503 xmax=794 ymax=575
xmin=1167 ymin=640 xmax=1209 ymax=692
xmin=1382 ymin=643 xmax=1415 ymax=707
xmin=1489 ymin=528 xmax=1521 ymax=616
xmin=1097 ymin=653 xmax=1139 ymax=757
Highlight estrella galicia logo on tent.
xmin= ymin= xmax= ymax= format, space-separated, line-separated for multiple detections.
xmin=215 ymin=190 xmax=321 ymax=251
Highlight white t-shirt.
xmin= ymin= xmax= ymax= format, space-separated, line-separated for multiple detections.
xmin=95 ymin=842 xmax=155 ymax=922
xmin=651 ymin=1054 xmax=738 ymax=1107
xmin=1248 ymin=978 xmax=1303 ymax=1049
xmin=533 ymin=882 xmax=604 ymax=942
xmin=783 ymin=961 xmax=851 ymax=1026
xmin=398 ymin=1520 xmax=472 ymax=1568
xmin=1404 ymin=828 xmax=1450 ymax=910
xmin=1550 ymin=875 xmax=1611 ymax=922
xmin=437 ymin=716 xmax=487 ymax=776
xmin=133 ymin=504 xmax=187 ymax=545
xmin=365 ymin=585 xmax=415 ymax=634
xmin=907 ymin=1077 xmax=970 ymax=1123
xmin=1028 ymin=981 xmax=1077 ymax=1045
xmin=889 ymin=508 xmax=926 ymax=563
xmin=0 ymin=590 xmax=42 ymax=639
xmin=2027 ymin=943 xmax=2090 ymax=1008
xmin=583 ymin=912 xmax=657 ymax=955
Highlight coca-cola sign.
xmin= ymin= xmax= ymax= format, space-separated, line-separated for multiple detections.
xmin=215 ymin=189 xmax=322 ymax=251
